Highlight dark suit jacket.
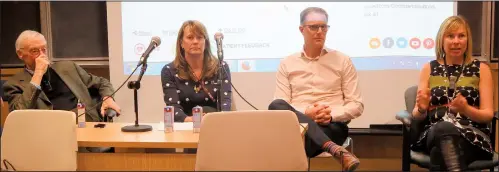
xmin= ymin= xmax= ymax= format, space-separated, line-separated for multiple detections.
xmin=3 ymin=61 xmax=114 ymax=122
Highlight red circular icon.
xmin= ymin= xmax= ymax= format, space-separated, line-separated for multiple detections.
xmin=134 ymin=43 xmax=145 ymax=55
xmin=241 ymin=61 xmax=251 ymax=71
xmin=409 ymin=38 xmax=421 ymax=49
xmin=423 ymin=38 xmax=435 ymax=49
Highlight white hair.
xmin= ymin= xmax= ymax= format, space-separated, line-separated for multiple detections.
xmin=15 ymin=30 xmax=46 ymax=51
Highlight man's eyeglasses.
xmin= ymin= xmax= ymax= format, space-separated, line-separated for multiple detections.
xmin=20 ymin=47 xmax=47 ymax=56
xmin=304 ymin=25 xmax=330 ymax=32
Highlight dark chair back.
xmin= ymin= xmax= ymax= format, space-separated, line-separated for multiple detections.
xmin=404 ymin=85 xmax=429 ymax=148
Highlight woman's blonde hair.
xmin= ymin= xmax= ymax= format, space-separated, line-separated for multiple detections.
xmin=435 ymin=15 xmax=473 ymax=64
xmin=173 ymin=20 xmax=219 ymax=80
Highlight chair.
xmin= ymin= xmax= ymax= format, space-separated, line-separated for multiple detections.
xmin=395 ymin=85 xmax=499 ymax=171
xmin=1 ymin=110 xmax=77 ymax=171
xmin=195 ymin=110 xmax=308 ymax=171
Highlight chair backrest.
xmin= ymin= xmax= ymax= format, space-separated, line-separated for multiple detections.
xmin=195 ymin=110 xmax=308 ymax=171
xmin=1 ymin=110 xmax=77 ymax=171
xmin=404 ymin=85 xmax=418 ymax=113
xmin=404 ymin=86 xmax=429 ymax=147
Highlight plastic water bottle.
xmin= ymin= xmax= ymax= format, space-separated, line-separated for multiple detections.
xmin=164 ymin=106 xmax=174 ymax=133
xmin=192 ymin=106 xmax=203 ymax=133
xmin=77 ymin=100 xmax=86 ymax=128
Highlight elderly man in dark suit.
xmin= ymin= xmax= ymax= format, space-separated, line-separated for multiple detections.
xmin=3 ymin=30 xmax=121 ymax=122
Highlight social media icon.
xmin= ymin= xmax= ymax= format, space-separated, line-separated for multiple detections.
xmin=239 ymin=60 xmax=255 ymax=72
xmin=397 ymin=37 xmax=408 ymax=48
xmin=383 ymin=37 xmax=394 ymax=48
xmin=134 ymin=43 xmax=145 ymax=55
xmin=409 ymin=38 xmax=421 ymax=49
xmin=369 ymin=38 xmax=381 ymax=49
xmin=242 ymin=61 xmax=251 ymax=70
xmin=423 ymin=38 xmax=435 ymax=49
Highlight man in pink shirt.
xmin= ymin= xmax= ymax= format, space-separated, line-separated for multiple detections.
xmin=269 ymin=7 xmax=363 ymax=171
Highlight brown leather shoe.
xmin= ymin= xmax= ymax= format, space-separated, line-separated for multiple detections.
xmin=331 ymin=146 xmax=360 ymax=171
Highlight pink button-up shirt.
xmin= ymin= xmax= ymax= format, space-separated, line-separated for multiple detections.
xmin=274 ymin=48 xmax=364 ymax=122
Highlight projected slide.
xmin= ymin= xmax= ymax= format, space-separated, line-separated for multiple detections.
xmin=121 ymin=2 xmax=454 ymax=75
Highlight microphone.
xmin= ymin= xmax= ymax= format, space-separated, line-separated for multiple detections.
xmin=39 ymin=55 xmax=53 ymax=91
xmin=214 ymin=32 xmax=224 ymax=61
xmin=28 ymin=57 xmax=52 ymax=109
xmin=137 ymin=36 xmax=161 ymax=67
xmin=76 ymin=98 xmax=120 ymax=119
xmin=42 ymin=70 xmax=53 ymax=92
xmin=105 ymin=108 xmax=118 ymax=118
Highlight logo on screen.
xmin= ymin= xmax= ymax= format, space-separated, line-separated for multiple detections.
xmin=369 ymin=38 xmax=381 ymax=49
xmin=135 ymin=43 xmax=145 ymax=55
xmin=423 ymin=38 xmax=435 ymax=49
xmin=383 ymin=37 xmax=394 ymax=48
xmin=409 ymin=38 xmax=421 ymax=49
xmin=240 ymin=60 xmax=254 ymax=71
xmin=396 ymin=37 xmax=408 ymax=48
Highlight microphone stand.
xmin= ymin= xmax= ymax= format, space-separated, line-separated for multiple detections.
xmin=217 ymin=59 xmax=224 ymax=112
xmin=121 ymin=63 xmax=153 ymax=132
xmin=214 ymin=33 xmax=225 ymax=112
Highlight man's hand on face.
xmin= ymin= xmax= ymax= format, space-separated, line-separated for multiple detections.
xmin=34 ymin=54 xmax=50 ymax=76
xmin=30 ymin=54 xmax=51 ymax=86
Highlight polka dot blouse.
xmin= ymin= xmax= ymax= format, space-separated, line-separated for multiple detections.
xmin=161 ymin=61 xmax=232 ymax=122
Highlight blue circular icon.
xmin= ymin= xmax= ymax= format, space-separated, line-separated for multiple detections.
xmin=383 ymin=37 xmax=394 ymax=48
xmin=397 ymin=37 xmax=408 ymax=48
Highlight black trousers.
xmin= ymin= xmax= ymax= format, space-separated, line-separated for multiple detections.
xmin=425 ymin=121 xmax=492 ymax=170
xmin=268 ymin=99 xmax=349 ymax=157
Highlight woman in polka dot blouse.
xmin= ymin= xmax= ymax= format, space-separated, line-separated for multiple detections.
xmin=161 ymin=20 xmax=232 ymax=122
xmin=411 ymin=16 xmax=495 ymax=171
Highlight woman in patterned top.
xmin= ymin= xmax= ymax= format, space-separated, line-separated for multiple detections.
xmin=412 ymin=15 xmax=495 ymax=171
xmin=161 ymin=20 xmax=231 ymax=122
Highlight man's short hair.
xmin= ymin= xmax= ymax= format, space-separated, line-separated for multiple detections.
xmin=15 ymin=30 xmax=46 ymax=51
xmin=300 ymin=7 xmax=329 ymax=25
